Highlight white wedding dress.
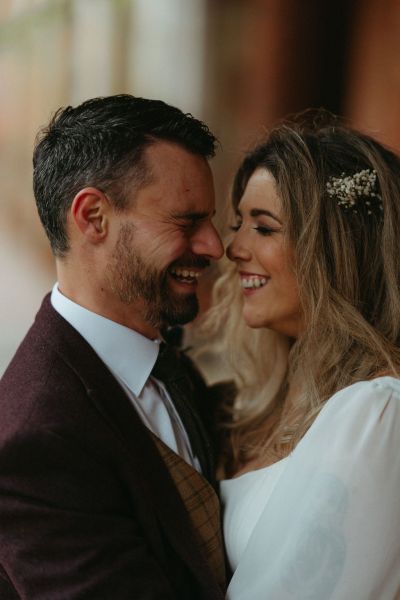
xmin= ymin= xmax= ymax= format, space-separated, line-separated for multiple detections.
xmin=220 ymin=376 xmax=400 ymax=599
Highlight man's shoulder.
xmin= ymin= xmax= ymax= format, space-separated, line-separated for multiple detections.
xmin=1 ymin=294 xmax=79 ymax=385
xmin=0 ymin=295 xmax=104 ymax=433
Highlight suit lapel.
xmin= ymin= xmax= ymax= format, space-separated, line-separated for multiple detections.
xmin=34 ymin=296 xmax=220 ymax=594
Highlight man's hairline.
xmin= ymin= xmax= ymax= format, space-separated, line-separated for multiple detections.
xmin=117 ymin=138 xmax=213 ymax=210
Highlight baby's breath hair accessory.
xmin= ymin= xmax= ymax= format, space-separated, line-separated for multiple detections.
xmin=326 ymin=168 xmax=383 ymax=215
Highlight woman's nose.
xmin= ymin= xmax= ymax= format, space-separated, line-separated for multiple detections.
xmin=226 ymin=233 xmax=251 ymax=262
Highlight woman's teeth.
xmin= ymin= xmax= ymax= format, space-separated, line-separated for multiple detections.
xmin=241 ymin=276 xmax=267 ymax=289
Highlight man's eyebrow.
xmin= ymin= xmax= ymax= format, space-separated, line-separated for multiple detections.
xmin=235 ymin=207 xmax=282 ymax=225
xmin=172 ymin=210 xmax=216 ymax=220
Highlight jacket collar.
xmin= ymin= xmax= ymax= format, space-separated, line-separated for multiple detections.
xmin=51 ymin=284 xmax=160 ymax=396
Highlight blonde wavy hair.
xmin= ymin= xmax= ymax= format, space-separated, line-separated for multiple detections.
xmin=203 ymin=113 xmax=400 ymax=474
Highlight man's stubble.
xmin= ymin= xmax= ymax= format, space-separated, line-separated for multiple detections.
xmin=106 ymin=223 xmax=199 ymax=329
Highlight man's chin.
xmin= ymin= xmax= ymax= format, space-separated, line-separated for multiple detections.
xmin=161 ymin=294 xmax=199 ymax=326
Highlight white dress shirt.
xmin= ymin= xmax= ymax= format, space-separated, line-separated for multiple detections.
xmin=51 ymin=284 xmax=201 ymax=472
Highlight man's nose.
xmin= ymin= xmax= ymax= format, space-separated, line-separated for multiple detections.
xmin=191 ymin=221 xmax=224 ymax=259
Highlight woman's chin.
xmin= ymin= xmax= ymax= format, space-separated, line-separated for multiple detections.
xmin=242 ymin=311 xmax=267 ymax=330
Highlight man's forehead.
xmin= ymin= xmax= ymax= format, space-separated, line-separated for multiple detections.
xmin=144 ymin=140 xmax=210 ymax=173
xmin=132 ymin=181 xmax=215 ymax=218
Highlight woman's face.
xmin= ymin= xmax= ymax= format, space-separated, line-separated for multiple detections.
xmin=227 ymin=168 xmax=302 ymax=338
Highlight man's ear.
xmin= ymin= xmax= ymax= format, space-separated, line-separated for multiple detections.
xmin=70 ymin=187 xmax=110 ymax=243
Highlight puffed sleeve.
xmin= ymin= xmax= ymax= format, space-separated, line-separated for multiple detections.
xmin=227 ymin=377 xmax=400 ymax=600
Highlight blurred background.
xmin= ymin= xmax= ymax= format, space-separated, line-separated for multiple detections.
xmin=1 ymin=0 xmax=400 ymax=375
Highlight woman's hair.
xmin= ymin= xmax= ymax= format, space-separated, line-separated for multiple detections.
xmin=205 ymin=111 xmax=400 ymax=474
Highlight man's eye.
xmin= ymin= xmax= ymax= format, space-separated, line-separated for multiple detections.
xmin=181 ymin=218 xmax=198 ymax=229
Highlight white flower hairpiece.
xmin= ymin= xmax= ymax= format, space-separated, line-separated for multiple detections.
xmin=326 ymin=168 xmax=383 ymax=215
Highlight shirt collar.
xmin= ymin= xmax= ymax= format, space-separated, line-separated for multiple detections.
xmin=51 ymin=283 xmax=160 ymax=396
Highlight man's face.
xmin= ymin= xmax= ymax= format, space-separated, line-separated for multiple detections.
xmin=106 ymin=141 xmax=223 ymax=332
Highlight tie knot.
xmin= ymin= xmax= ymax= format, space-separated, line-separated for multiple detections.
xmin=152 ymin=342 xmax=183 ymax=382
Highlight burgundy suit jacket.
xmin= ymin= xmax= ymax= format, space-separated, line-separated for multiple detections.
xmin=0 ymin=296 xmax=224 ymax=599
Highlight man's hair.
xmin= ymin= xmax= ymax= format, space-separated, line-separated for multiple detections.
xmin=205 ymin=110 xmax=400 ymax=474
xmin=33 ymin=94 xmax=217 ymax=256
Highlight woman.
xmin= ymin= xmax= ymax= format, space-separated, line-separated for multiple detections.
xmin=209 ymin=114 xmax=400 ymax=598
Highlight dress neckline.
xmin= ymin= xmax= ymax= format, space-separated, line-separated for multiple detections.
xmin=220 ymin=456 xmax=289 ymax=485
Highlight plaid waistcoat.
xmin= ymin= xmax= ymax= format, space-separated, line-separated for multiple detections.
xmin=151 ymin=433 xmax=226 ymax=592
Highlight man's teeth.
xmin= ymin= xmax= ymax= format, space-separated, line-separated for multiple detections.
xmin=170 ymin=267 xmax=200 ymax=279
xmin=241 ymin=276 xmax=267 ymax=289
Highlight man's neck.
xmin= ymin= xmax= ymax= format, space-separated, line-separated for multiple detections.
xmin=56 ymin=279 xmax=159 ymax=340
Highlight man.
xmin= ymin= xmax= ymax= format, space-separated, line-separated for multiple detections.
xmin=0 ymin=95 xmax=224 ymax=599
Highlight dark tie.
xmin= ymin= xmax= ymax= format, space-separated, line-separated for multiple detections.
xmin=151 ymin=342 xmax=215 ymax=482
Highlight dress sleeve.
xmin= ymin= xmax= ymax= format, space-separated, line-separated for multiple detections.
xmin=226 ymin=377 xmax=400 ymax=600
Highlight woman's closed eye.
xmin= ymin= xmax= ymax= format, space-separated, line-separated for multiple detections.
xmin=253 ymin=225 xmax=276 ymax=236
xmin=229 ymin=223 xmax=277 ymax=236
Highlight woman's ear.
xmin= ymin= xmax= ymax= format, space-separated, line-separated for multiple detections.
xmin=70 ymin=187 xmax=110 ymax=243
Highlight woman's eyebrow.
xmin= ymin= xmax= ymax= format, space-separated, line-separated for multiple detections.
xmin=250 ymin=208 xmax=282 ymax=224
xmin=236 ymin=207 xmax=282 ymax=225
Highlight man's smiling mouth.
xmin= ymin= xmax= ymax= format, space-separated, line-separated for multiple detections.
xmin=169 ymin=267 xmax=202 ymax=284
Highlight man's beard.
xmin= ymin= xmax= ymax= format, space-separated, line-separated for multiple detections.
xmin=106 ymin=223 xmax=203 ymax=329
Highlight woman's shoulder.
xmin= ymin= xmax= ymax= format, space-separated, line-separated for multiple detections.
xmin=325 ymin=375 xmax=400 ymax=414
xmin=304 ymin=375 xmax=400 ymax=455
xmin=339 ymin=375 xmax=400 ymax=394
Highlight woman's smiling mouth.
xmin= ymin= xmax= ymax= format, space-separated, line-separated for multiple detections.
xmin=240 ymin=273 xmax=268 ymax=289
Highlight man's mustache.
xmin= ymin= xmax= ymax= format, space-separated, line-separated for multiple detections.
xmin=170 ymin=256 xmax=210 ymax=270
